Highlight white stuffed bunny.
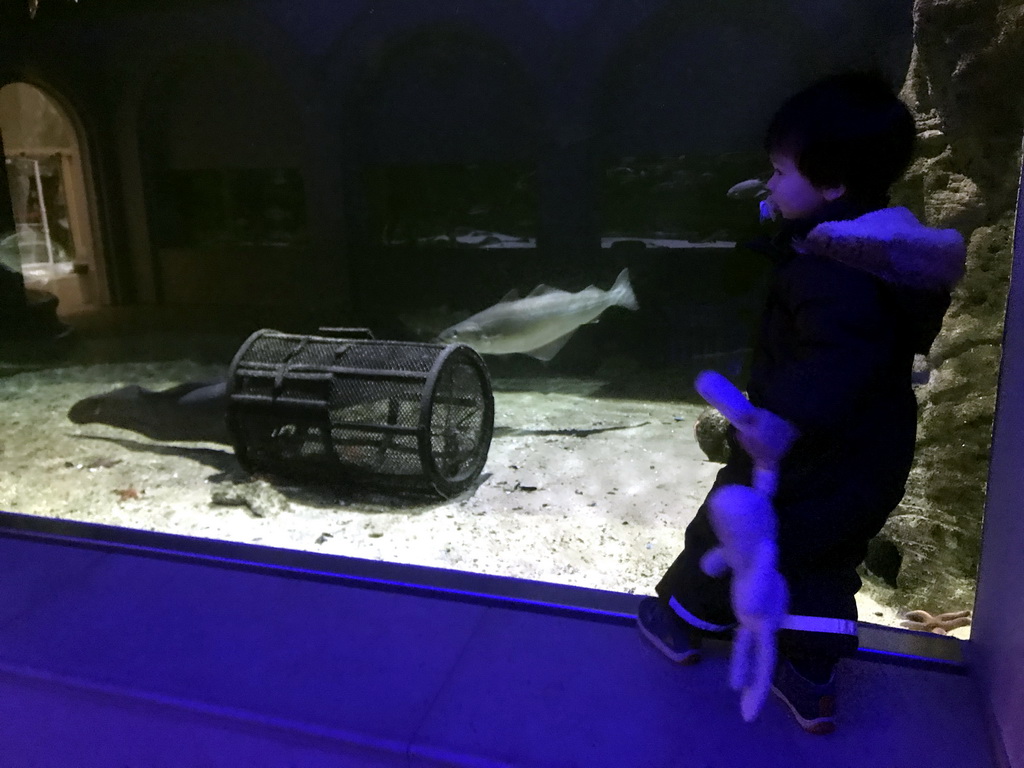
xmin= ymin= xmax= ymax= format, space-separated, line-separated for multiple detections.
xmin=701 ymin=485 xmax=789 ymax=722
xmin=694 ymin=371 xmax=798 ymax=722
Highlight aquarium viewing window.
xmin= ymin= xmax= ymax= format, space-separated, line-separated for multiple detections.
xmin=0 ymin=0 xmax=993 ymax=669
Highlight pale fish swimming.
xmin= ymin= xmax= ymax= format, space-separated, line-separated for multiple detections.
xmin=437 ymin=268 xmax=638 ymax=360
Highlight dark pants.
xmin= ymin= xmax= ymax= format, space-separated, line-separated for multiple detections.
xmin=656 ymin=453 xmax=901 ymax=663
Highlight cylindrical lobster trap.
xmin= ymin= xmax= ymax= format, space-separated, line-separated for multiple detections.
xmin=225 ymin=329 xmax=494 ymax=497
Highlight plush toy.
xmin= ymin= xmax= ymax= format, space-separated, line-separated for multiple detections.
xmin=694 ymin=370 xmax=798 ymax=722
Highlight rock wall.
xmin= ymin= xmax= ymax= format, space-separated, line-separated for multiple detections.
xmin=879 ymin=0 xmax=1024 ymax=612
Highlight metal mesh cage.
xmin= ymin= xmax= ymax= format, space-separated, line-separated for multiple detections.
xmin=225 ymin=329 xmax=494 ymax=497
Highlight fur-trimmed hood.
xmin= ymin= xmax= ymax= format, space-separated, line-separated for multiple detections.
xmin=795 ymin=206 xmax=966 ymax=292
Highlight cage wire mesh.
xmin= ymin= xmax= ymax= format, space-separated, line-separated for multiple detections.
xmin=226 ymin=329 xmax=494 ymax=497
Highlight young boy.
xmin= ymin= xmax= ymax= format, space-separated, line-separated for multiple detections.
xmin=638 ymin=72 xmax=967 ymax=734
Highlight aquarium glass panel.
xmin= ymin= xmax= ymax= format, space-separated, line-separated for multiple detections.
xmin=0 ymin=0 xmax=993 ymax=649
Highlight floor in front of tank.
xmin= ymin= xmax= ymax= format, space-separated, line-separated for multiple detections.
xmin=0 ymin=526 xmax=997 ymax=768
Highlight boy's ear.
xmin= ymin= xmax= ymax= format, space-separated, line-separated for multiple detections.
xmin=821 ymin=184 xmax=846 ymax=202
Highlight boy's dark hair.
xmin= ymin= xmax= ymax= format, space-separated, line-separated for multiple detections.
xmin=765 ymin=71 xmax=916 ymax=208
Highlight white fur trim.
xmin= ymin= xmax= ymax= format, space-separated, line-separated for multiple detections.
xmin=798 ymin=206 xmax=966 ymax=291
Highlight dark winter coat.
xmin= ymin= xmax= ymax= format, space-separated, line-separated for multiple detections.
xmin=733 ymin=199 xmax=966 ymax=574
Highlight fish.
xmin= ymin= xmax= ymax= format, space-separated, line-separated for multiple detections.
xmin=727 ymin=178 xmax=769 ymax=200
xmin=437 ymin=268 xmax=639 ymax=360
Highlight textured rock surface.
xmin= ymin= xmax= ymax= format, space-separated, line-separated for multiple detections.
xmin=694 ymin=406 xmax=731 ymax=464
xmin=877 ymin=0 xmax=1024 ymax=613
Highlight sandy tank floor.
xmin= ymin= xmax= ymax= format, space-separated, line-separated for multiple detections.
xmin=0 ymin=356 xmax=950 ymax=635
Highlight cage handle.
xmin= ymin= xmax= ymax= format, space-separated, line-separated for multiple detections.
xmin=317 ymin=327 xmax=376 ymax=340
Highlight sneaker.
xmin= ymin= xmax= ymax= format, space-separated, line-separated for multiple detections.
xmin=771 ymin=659 xmax=837 ymax=735
xmin=637 ymin=596 xmax=702 ymax=664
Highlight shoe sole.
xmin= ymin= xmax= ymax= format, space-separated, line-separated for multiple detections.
xmin=637 ymin=617 xmax=701 ymax=665
xmin=771 ymin=684 xmax=836 ymax=735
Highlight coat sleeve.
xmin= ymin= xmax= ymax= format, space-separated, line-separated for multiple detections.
xmin=754 ymin=256 xmax=894 ymax=437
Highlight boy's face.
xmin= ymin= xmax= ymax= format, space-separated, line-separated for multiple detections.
xmin=766 ymin=152 xmax=845 ymax=220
